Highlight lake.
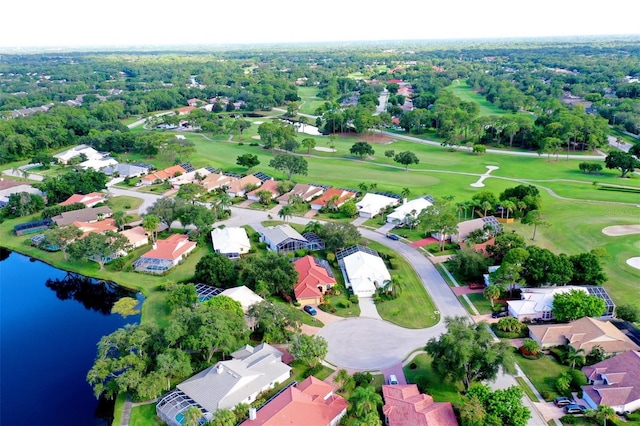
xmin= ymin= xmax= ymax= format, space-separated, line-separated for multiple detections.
xmin=0 ymin=249 xmax=141 ymax=426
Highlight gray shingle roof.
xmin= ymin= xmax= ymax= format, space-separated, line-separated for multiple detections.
xmin=260 ymin=224 xmax=307 ymax=246
xmin=52 ymin=206 xmax=113 ymax=227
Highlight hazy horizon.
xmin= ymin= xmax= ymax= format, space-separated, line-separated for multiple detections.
xmin=2 ymin=0 xmax=639 ymax=51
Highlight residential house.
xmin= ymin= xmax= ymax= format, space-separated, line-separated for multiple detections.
xmin=177 ymin=106 xmax=195 ymax=115
xmin=79 ymin=156 xmax=118 ymax=172
xmin=382 ymin=384 xmax=458 ymax=426
xmin=140 ymin=165 xmax=187 ymax=185
xmin=0 ymin=179 xmax=46 ymax=207
xmin=450 ymin=216 xmax=502 ymax=244
xmin=508 ymin=286 xmax=615 ymax=321
xmin=310 ymin=188 xmax=356 ymax=211
xmin=52 ymin=206 xmax=113 ymax=227
xmin=120 ymin=226 xmax=149 ymax=249
xmin=53 ymin=144 xmax=103 ymax=164
xmin=260 ymin=224 xmax=308 ymax=253
xmin=293 ymin=255 xmax=336 ymax=305
xmin=277 ymin=183 xmax=325 ymax=205
xmin=247 ymin=180 xmax=279 ymax=202
xmin=59 ymin=192 xmax=106 ymax=208
xmin=337 ymin=245 xmax=391 ymax=297
xmin=226 ymin=175 xmax=262 ymax=197
xmin=72 ymin=218 xmax=117 ymax=238
xmin=219 ymin=286 xmax=264 ymax=314
xmin=169 ymin=167 xmax=212 ymax=188
xmin=102 ymin=163 xmax=151 ymax=178
xmin=241 ymin=376 xmax=348 ymax=426
xmin=528 ymin=317 xmax=640 ymax=354
xmin=356 ymin=193 xmax=399 ymax=218
xmin=156 ymin=343 xmax=291 ymax=426
xmin=133 ymin=234 xmax=196 ymax=274
xmin=581 ymin=350 xmax=640 ymax=413
xmin=386 ymin=197 xmax=433 ymax=225
xmin=201 ymin=173 xmax=237 ymax=192
xmin=211 ymin=227 xmax=251 ymax=259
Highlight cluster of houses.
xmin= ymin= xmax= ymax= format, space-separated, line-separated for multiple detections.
xmin=0 ymin=176 xmax=46 ymax=208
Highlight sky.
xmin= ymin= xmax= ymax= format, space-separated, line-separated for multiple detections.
xmin=2 ymin=0 xmax=639 ymax=49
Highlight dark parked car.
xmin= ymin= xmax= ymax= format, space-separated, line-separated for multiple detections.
xmin=554 ymin=397 xmax=575 ymax=407
xmin=303 ymin=305 xmax=317 ymax=316
xmin=491 ymin=310 xmax=508 ymax=318
xmin=564 ymin=404 xmax=587 ymax=414
xmin=386 ymin=233 xmax=400 ymax=241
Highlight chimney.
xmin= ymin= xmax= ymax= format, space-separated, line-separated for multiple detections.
xmin=152 ymin=243 xmax=157 ymax=250
xmin=249 ymin=407 xmax=257 ymax=421
xmin=215 ymin=364 xmax=224 ymax=374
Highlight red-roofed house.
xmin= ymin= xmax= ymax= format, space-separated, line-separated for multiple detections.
xmin=310 ymin=188 xmax=356 ymax=211
xmin=382 ymin=384 xmax=458 ymax=426
xmin=293 ymin=256 xmax=336 ymax=305
xmin=60 ymin=192 xmax=105 ymax=207
xmin=133 ymin=234 xmax=196 ymax=273
xmin=140 ymin=165 xmax=187 ymax=185
xmin=177 ymin=106 xmax=195 ymax=115
xmin=241 ymin=376 xmax=348 ymax=426
xmin=581 ymin=350 xmax=640 ymax=413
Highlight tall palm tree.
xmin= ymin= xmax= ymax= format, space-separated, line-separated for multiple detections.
xmin=481 ymin=201 xmax=492 ymax=217
xmin=401 ymin=187 xmax=411 ymax=200
xmin=334 ymin=369 xmax=355 ymax=393
xmin=349 ymin=385 xmax=383 ymax=417
xmin=483 ymin=285 xmax=502 ymax=309
xmin=278 ymin=205 xmax=293 ymax=222
xmin=593 ymin=404 xmax=616 ymax=426
xmin=182 ymin=406 xmax=203 ymax=426
xmin=304 ymin=220 xmax=323 ymax=235
xmin=565 ymin=345 xmax=586 ymax=369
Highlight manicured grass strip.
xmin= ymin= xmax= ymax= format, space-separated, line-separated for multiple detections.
xmin=465 ymin=292 xmax=494 ymax=315
xmin=128 ymin=403 xmax=163 ymax=426
xmin=112 ymin=392 xmax=126 ymax=426
xmin=515 ymin=376 xmax=540 ymax=402
xmin=435 ymin=264 xmax=456 ymax=287
xmin=515 ymin=353 xmax=572 ymax=401
xmin=403 ymin=353 xmax=463 ymax=404
xmin=107 ymin=195 xmax=144 ymax=211
xmin=367 ymin=241 xmax=439 ymax=329
xmin=457 ymin=296 xmax=476 ymax=316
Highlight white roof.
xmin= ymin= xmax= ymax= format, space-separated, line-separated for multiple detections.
xmin=0 ymin=184 xmax=44 ymax=204
xmin=356 ymin=193 xmax=399 ymax=215
xmin=79 ymin=157 xmax=118 ymax=171
xmin=343 ymin=251 xmax=391 ymax=296
xmin=54 ymin=144 xmax=103 ymax=162
xmin=170 ymin=168 xmax=212 ymax=186
xmin=220 ymin=286 xmax=264 ymax=313
xmin=387 ymin=197 xmax=432 ymax=221
xmin=211 ymin=227 xmax=251 ymax=255
xmin=508 ymin=286 xmax=589 ymax=315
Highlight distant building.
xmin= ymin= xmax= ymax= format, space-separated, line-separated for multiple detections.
xmin=52 ymin=206 xmax=113 ymax=227
xmin=310 ymin=188 xmax=356 ymax=211
xmin=53 ymin=144 xmax=103 ymax=165
xmin=140 ymin=165 xmax=187 ymax=185
xmin=277 ymin=183 xmax=325 ymax=205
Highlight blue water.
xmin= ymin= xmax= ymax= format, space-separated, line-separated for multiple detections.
xmin=0 ymin=250 xmax=141 ymax=426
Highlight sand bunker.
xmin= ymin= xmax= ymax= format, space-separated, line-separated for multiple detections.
xmin=626 ymin=257 xmax=640 ymax=270
xmin=602 ymin=224 xmax=640 ymax=236
xmin=254 ymin=121 xmax=264 ymax=125
xmin=314 ymin=146 xmax=336 ymax=153
xmin=251 ymin=135 xmax=261 ymax=140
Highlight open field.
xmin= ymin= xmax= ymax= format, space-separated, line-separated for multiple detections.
xmin=297 ymin=87 xmax=324 ymax=115
xmin=447 ymin=80 xmax=535 ymax=120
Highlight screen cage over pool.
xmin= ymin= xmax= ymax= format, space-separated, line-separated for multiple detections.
xmin=133 ymin=257 xmax=173 ymax=273
xmin=156 ymin=389 xmax=210 ymax=426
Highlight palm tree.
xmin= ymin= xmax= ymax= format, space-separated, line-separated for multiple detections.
xmin=481 ymin=201 xmax=492 ymax=217
xmin=401 ymin=187 xmax=411 ymax=200
xmin=565 ymin=345 xmax=586 ymax=369
xmin=349 ymin=385 xmax=383 ymax=417
xmin=182 ymin=406 xmax=203 ymax=426
xmin=521 ymin=338 xmax=541 ymax=356
xmin=483 ymin=285 xmax=502 ymax=309
xmin=326 ymin=194 xmax=340 ymax=211
xmin=334 ymin=369 xmax=355 ymax=393
xmin=502 ymin=200 xmax=516 ymax=220
xmin=592 ymin=404 xmax=616 ymax=426
xmin=304 ymin=220 xmax=323 ymax=235
xmin=142 ymin=214 xmax=160 ymax=242
xmin=278 ymin=205 xmax=293 ymax=222
xmin=358 ymin=182 xmax=369 ymax=193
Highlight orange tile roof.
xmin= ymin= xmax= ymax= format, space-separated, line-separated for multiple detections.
xmin=142 ymin=165 xmax=187 ymax=183
xmin=120 ymin=226 xmax=148 ymax=245
xmin=242 ymin=376 xmax=348 ymax=426
xmin=310 ymin=188 xmax=355 ymax=208
xmin=382 ymin=384 xmax=458 ymax=426
xmin=177 ymin=106 xmax=195 ymax=114
xmin=226 ymin=175 xmax=261 ymax=194
xmin=141 ymin=234 xmax=196 ymax=261
xmin=294 ymin=256 xmax=336 ymax=300
xmin=60 ymin=192 xmax=105 ymax=206
xmin=247 ymin=180 xmax=279 ymax=197
xmin=73 ymin=218 xmax=117 ymax=238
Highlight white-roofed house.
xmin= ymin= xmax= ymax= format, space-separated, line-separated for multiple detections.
xmin=156 ymin=343 xmax=291 ymax=426
xmin=53 ymin=144 xmax=103 ymax=164
xmin=79 ymin=157 xmax=119 ymax=172
xmin=386 ymin=197 xmax=433 ymax=225
xmin=211 ymin=227 xmax=251 ymax=259
xmin=356 ymin=193 xmax=399 ymax=218
xmin=507 ymin=286 xmax=589 ymax=321
xmin=337 ymin=245 xmax=391 ymax=297
xmin=169 ymin=167 xmax=212 ymax=188
xmin=259 ymin=224 xmax=308 ymax=253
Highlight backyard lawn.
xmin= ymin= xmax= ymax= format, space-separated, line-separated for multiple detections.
xmin=403 ymin=353 xmax=463 ymax=404
xmin=515 ymin=352 xmax=572 ymax=401
xmin=128 ymin=403 xmax=163 ymax=426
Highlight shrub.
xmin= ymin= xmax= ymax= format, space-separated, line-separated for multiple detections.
xmin=326 ymin=252 xmax=336 ymax=263
xmin=540 ymin=391 xmax=551 ymax=401
xmin=495 ymin=317 xmax=527 ymax=334
xmin=555 ymin=372 xmax=572 ymax=395
xmin=353 ymin=372 xmax=373 ymax=386
xmin=549 ymin=346 xmax=567 ymax=363
xmin=416 ymin=376 xmax=429 ymax=394
xmin=109 ymin=257 xmax=126 ymax=271
xmin=340 ymin=300 xmax=352 ymax=308
xmin=569 ymin=369 xmax=587 ymax=390
xmin=349 ymin=295 xmax=359 ymax=304
xmin=560 ymin=415 xmax=580 ymax=424
xmin=257 ymin=242 xmax=267 ymax=249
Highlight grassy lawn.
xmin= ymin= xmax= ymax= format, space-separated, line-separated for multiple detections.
xmin=106 ymin=195 xmax=144 ymax=212
xmin=367 ymin=241 xmax=439 ymax=329
xmin=297 ymin=87 xmax=324 ymax=115
xmin=447 ymin=80 xmax=534 ymax=120
xmin=515 ymin=376 xmax=540 ymax=402
xmin=457 ymin=296 xmax=476 ymax=316
xmin=515 ymin=352 xmax=572 ymax=401
xmin=403 ymin=353 xmax=464 ymax=404
xmin=466 ymin=292 xmax=494 ymax=315
xmin=128 ymin=403 xmax=163 ymax=426
xmin=112 ymin=393 xmax=127 ymax=426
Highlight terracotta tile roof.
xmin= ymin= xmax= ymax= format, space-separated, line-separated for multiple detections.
xmin=177 ymin=106 xmax=195 ymax=114
xmin=310 ymin=188 xmax=355 ymax=208
xmin=73 ymin=218 xmax=117 ymax=238
xmin=382 ymin=384 xmax=458 ymax=426
xmin=141 ymin=234 xmax=196 ymax=261
xmin=201 ymin=173 xmax=237 ymax=191
xmin=247 ymin=180 xmax=279 ymax=197
xmin=242 ymin=376 xmax=348 ymax=426
xmin=59 ymin=192 xmax=105 ymax=207
xmin=581 ymin=351 xmax=640 ymax=407
xmin=294 ymin=256 xmax=336 ymax=300
xmin=142 ymin=165 xmax=187 ymax=183
xmin=119 ymin=226 xmax=149 ymax=246
xmin=277 ymin=183 xmax=324 ymax=203
xmin=226 ymin=175 xmax=261 ymax=194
